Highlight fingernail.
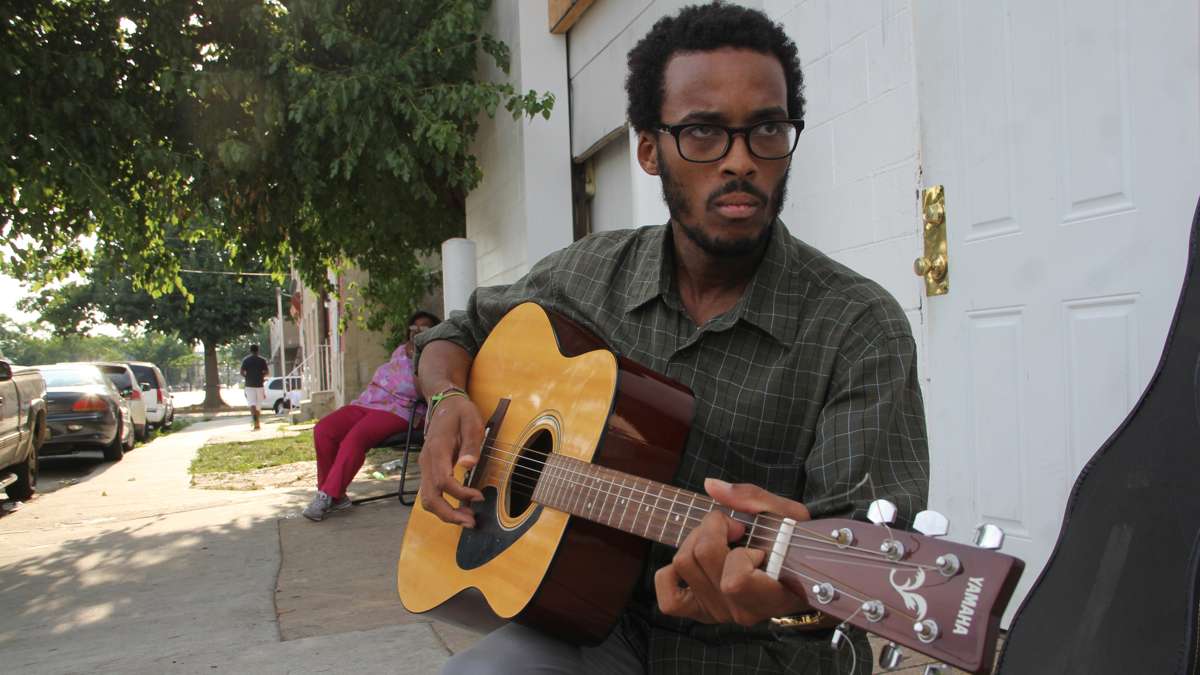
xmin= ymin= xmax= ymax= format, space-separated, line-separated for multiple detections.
xmin=706 ymin=478 xmax=731 ymax=489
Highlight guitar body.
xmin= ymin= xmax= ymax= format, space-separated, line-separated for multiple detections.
xmin=397 ymin=303 xmax=694 ymax=643
xmin=997 ymin=198 xmax=1200 ymax=674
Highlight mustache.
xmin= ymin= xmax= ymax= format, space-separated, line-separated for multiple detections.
xmin=706 ymin=179 xmax=771 ymax=208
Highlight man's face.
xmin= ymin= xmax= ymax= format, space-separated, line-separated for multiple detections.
xmin=641 ymin=48 xmax=792 ymax=257
xmin=643 ymin=48 xmax=792 ymax=257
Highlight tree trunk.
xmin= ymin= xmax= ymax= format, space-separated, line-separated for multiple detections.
xmin=201 ymin=339 xmax=227 ymax=411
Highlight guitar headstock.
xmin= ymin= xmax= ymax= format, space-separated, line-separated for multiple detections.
xmin=777 ymin=509 xmax=1024 ymax=673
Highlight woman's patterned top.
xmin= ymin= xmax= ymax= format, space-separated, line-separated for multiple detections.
xmin=352 ymin=345 xmax=423 ymax=422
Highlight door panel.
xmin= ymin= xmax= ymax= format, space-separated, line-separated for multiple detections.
xmin=914 ymin=0 xmax=1200 ymax=621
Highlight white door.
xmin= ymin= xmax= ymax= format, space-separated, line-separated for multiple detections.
xmin=913 ymin=0 xmax=1200 ymax=620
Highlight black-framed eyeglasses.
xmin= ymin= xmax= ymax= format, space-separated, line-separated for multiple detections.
xmin=656 ymin=119 xmax=805 ymax=163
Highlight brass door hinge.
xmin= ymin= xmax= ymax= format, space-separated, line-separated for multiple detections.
xmin=914 ymin=185 xmax=949 ymax=296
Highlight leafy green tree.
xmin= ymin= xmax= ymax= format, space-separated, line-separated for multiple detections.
xmin=31 ymin=240 xmax=277 ymax=410
xmin=2 ymin=0 xmax=552 ymax=337
xmin=0 ymin=315 xmax=125 ymax=365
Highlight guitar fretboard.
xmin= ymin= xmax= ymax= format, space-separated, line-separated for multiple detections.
xmin=531 ymin=453 xmax=774 ymax=552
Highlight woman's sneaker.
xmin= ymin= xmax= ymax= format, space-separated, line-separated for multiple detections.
xmin=302 ymin=491 xmax=333 ymax=521
xmin=331 ymin=496 xmax=353 ymax=511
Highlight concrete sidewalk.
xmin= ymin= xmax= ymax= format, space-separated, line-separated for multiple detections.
xmin=0 ymin=416 xmax=463 ymax=674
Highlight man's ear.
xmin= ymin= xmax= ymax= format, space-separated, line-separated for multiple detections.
xmin=636 ymin=131 xmax=660 ymax=176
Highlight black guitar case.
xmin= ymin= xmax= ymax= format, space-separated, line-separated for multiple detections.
xmin=996 ymin=197 xmax=1200 ymax=675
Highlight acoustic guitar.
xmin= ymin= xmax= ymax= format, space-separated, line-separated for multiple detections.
xmin=398 ymin=302 xmax=1024 ymax=673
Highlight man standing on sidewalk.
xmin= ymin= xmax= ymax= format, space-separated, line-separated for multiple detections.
xmin=240 ymin=344 xmax=271 ymax=431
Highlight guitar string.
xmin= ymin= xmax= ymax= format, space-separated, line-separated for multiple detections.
xmin=475 ymin=443 xmax=872 ymax=557
xmin=469 ymin=440 xmax=939 ymax=574
xmin=476 ymin=435 xmax=888 ymax=548
xmin=475 ymin=442 xmax=938 ymax=573
xmin=454 ymin=444 xmax=925 ymax=625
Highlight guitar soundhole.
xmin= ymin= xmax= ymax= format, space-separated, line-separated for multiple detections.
xmin=508 ymin=429 xmax=551 ymax=517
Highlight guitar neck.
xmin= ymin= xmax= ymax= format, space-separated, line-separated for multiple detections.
xmin=532 ymin=453 xmax=766 ymax=552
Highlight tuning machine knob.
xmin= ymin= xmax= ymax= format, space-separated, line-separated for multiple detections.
xmin=867 ymin=499 xmax=898 ymax=525
xmin=879 ymin=641 xmax=903 ymax=669
xmin=830 ymin=623 xmax=850 ymax=649
xmin=973 ymin=523 xmax=1006 ymax=550
xmin=913 ymin=509 xmax=949 ymax=537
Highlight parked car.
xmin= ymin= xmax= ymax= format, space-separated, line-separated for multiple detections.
xmin=40 ymin=364 xmax=133 ymax=462
xmin=127 ymin=362 xmax=173 ymax=430
xmin=0 ymin=360 xmax=47 ymax=501
xmin=90 ymin=362 xmax=148 ymax=441
xmin=264 ymin=376 xmax=303 ymax=414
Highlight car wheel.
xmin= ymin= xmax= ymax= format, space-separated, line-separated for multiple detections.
xmin=273 ymin=399 xmax=284 ymax=415
xmin=7 ymin=436 xmax=39 ymax=502
xmin=104 ymin=424 xmax=125 ymax=462
xmin=134 ymin=423 xmax=147 ymax=442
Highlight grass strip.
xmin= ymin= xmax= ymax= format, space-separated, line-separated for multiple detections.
xmin=156 ymin=416 xmax=196 ymax=437
xmin=190 ymin=430 xmax=314 ymax=475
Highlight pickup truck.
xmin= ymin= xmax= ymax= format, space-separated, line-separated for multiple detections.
xmin=0 ymin=359 xmax=47 ymax=502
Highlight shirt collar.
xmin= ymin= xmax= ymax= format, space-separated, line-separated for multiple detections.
xmin=624 ymin=221 xmax=804 ymax=346
xmin=624 ymin=224 xmax=671 ymax=313
xmin=734 ymin=220 xmax=805 ymax=345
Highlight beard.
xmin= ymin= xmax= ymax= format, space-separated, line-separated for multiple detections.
xmin=658 ymin=150 xmax=790 ymax=258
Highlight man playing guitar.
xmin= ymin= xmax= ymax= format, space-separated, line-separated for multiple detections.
xmin=414 ymin=4 xmax=930 ymax=673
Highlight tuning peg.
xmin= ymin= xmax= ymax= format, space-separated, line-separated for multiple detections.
xmin=830 ymin=623 xmax=850 ymax=649
xmin=867 ymin=499 xmax=897 ymax=525
xmin=913 ymin=510 xmax=949 ymax=537
xmin=973 ymin=522 xmax=1005 ymax=549
xmin=879 ymin=641 xmax=903 ymax=669
xmin=924 ymin=664 xmax=947 ymax=675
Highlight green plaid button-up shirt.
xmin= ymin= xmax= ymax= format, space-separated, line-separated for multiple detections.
xmin=416 ymin=222 xmax=929 ymax=674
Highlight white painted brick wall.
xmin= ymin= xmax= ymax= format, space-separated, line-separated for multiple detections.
xmin=772 ymin=0 xmax=924 ymax=313
xmin=465 ymin=0 xmax=925 ymax=316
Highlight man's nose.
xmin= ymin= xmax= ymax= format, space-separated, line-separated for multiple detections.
xmin=719 ymin=132 xmax=757 ymax=177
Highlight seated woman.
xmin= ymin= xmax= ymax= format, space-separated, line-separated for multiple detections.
xmin=302 ymin=310 xmax=440 ymax=521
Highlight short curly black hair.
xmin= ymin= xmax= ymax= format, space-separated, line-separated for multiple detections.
xmin=625 ymin=2 xmax=805 ymax=133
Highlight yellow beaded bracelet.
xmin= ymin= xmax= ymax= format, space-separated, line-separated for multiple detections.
xmin=425 ymin=386 xmax=469 ymax=428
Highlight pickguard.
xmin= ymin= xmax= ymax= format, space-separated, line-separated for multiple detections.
xmin=455 ymin=487 xmax=543 ymax=570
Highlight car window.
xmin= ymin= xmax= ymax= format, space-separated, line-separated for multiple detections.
xmin=129 ymin=364 xmax=157 ymax=388
xmin=42 ymin=368 xmax=107 ymax=387
xmin=268 ymin=379 xmax=282 ymax=390
xmin=99 ymin=366 xmax=134 ymax=390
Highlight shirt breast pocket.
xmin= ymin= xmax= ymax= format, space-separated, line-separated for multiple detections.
xmin=721 ymin=441 xmax=807 ymax=499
